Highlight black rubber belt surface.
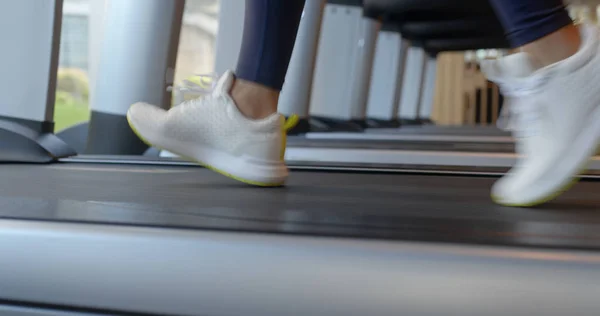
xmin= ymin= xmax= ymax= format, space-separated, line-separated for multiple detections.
xmin=0 ymin=163 xmax=598 ymax=250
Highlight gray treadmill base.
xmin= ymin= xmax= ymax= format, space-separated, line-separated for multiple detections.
xmin=55 ymin=121 xmax=88 ymax=154
xmin=86 ymin=110 xmax=148 ymax=155
xmin=366 ymin=125 xmax=511 ymax=136
xmin=0 ymin=162 xmax=599 ymax=315
xmin=160 ymin=146 xmax=600 ymax=170
xmin=143 ymin=146 xmax=162 ymax=157
xmin=58 ymin=121 xmax=164 ymax=158
xmin=0 ymin=118 xmax=76 ymax=163
xmin=305 ymin=132 xmax=514 ymax=144
xmin=3 ymin=219 xmax=600 ymax=316
xmin=284 ymin=147 xmax=600 ymax=170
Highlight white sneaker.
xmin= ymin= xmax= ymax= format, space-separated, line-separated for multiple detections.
xmin=481 ymin=24 xmax=600 ymax=207
xmin=127 ymin=70 xmax=296 ymax=186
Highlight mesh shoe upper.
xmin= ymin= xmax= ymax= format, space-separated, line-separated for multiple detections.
xmin=131 ymin=70 xmax=286 ymax=162
xmin=481 ymin=24 xmax=600 ymax=204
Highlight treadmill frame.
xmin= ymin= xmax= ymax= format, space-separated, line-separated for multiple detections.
xmin=1 ymin=218 xmax=600 ymax=316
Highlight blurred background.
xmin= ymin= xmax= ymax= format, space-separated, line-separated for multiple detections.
xmin=55 ymin=0 xmax=219 ymax=131
xmin=54 ymin=0 xmax=599 ymax=131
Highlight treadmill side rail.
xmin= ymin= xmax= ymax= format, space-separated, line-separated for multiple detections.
xmin=1 ymin=219 xmax=600 ymax=316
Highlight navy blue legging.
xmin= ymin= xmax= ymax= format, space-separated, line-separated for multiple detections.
xmin=488 ymin=0 xmax=574 ymax=47
xmin=235 ymin=0 xmax=573 ymax=90
xmin=235 ymin=0 xmax=306 ymax=91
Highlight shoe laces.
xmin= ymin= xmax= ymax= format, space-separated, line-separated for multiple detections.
xmin=167 ymin=72 xmax=301 ymax=132
xmin=495 ymin=76 xmax=547 ymax=138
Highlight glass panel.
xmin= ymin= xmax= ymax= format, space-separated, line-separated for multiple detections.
xmin=173 ymin=0 xmax=220 ymax=105
xmin=55 ymin=0 xmax=222 ymax=130
xmin=55 ymin=0 xmax=91 ymax=132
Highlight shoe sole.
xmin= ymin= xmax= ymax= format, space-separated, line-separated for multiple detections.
xmin=126 ymin=111 xmax=289 ymax=187
xmin=492 ymin=105 xmax=600 ymax=207
xmin=491 ymin=160 xmax=592 ymax=207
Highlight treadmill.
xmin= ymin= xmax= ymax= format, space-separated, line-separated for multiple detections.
xmin=1 ymin=2 xmax=600 ymax=316
xmin=2 ymin=157 xmax=600 ymax=316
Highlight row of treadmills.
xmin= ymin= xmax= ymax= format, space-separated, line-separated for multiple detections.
xmin=1 ymin=0 xmax=600 ymax=315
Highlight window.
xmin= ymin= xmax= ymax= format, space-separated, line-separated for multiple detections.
xmin=54 ymin=0 xmax=221 ymax=131
xmin=173 ymin=0 xmax=220 ymax=95
xmin=55 ymin=0 xmax=90 ymax=132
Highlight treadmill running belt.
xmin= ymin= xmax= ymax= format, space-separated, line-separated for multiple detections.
xmin=1 ymin=164 xmax=599 ymax=250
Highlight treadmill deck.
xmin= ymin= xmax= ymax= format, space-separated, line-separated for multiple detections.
xmin=1 ymin=162 xmax=599 ymax=250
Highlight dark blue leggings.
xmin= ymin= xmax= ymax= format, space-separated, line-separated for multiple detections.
xmin=235 ymin=0 xmax=306 ymax=91
xmin=235 ymin=0 xmax=574 ymax=90
xmin=489 ymin=0 xmax=574 ymax=47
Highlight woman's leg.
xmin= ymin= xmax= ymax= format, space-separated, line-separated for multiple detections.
xmin=128 ymin=0 xmax=307 ymax=186
xmin=481 ymin=0 xmax=600 ymax=206
xmin=488 ymin=0 xmax=580 ymax=66
xmin=233 ymin=0 xmax=306 ymax=119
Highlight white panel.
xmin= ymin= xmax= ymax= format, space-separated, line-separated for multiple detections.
xmin=91 ymin=0 xmax=179 ymax=115
xmin=397 ymin=46 xmax=426 ymax=119
xmin=366 ymin=31 xmax=408 ymax=120
xmin=278 ymin=0 xmax=326 ymax=117
xmin=88 ymin=0 xmax=107 ymax=108
xmin=419 ymin=56 xmax=438 ymax=119
xmin=309 ymin=5 xmax=379 ymax=120
xmin=213 ymin=0 xmax=245 ymax=74
xmin=0 ymin=0 xmax=60 ymax=121
xmin=348 ymin=17 xmax=379 ymax=119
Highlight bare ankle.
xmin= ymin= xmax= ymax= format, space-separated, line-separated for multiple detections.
xmin=230 ymin=78 xmax=279 ymax=119
xmin=521 ymin=24 xmax=581 ymax=67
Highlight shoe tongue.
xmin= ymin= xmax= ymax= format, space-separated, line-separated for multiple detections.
xmin=480 ymin=53 xmax=539 ymax=82
xmin=212 ymin=70 xmax=235 ymax=96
